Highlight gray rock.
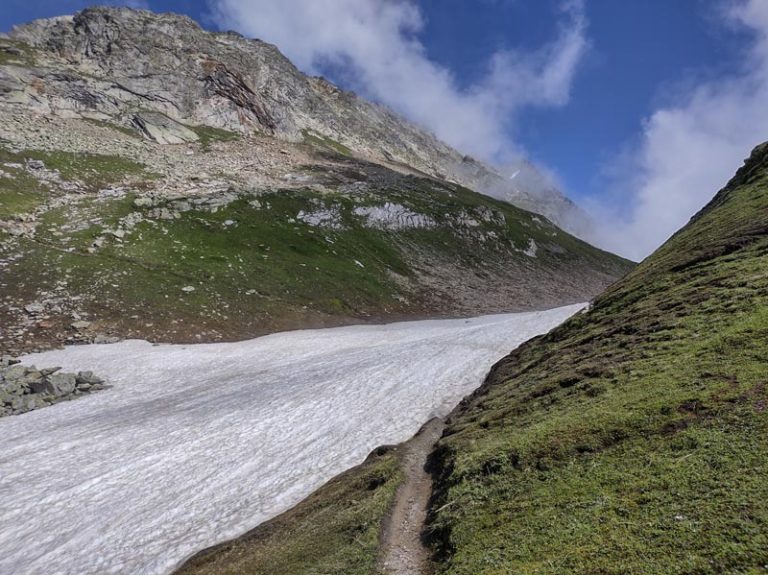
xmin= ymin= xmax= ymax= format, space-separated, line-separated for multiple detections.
xmin=133 ymin=197 xmax=156 ymax=209
xmin=76 ymin=371 xmax=104 ymax=387
xmin=24 ymin=302 xmax=45 ymax=314
xmin=10 ymin=395 xmax=27 ymax=411
xmin=29 ymin=378 xmax=55 ymax=395
xmin=0 ymin=363 xmax=107 ymax=417
xmin=21 ymin=369 xmax=44 ymax=386
xmin=0 ymin=390 xmax=15 ymax=406
xmin=49 ymin=372 xmax=77 ymax=396
xmin=3 ymin=364 xmax=28 ymax=382
xmin=21 ymin=395 xmax=49 ymax=411
xmin=131 ymin=112 xmax=199 ymax=145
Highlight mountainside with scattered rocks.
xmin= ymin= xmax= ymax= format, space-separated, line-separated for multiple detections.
xmin=0 ymin=7 xmax=632 ymax=355
xmin=4 ymin=7 xmax=588 ymax=232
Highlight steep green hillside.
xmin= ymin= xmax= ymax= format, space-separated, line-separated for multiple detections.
xmin=177 ymin=447 xmax=403 ymax=575
xmin=428 ymin=143 xmax=768 ymax=574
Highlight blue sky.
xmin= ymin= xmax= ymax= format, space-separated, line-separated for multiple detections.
xmin=3 ymin=1 xmax=767 ymax=258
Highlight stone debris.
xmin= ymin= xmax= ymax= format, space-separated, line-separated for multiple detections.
xmin=0 ymin=362 xmax=106 ymax=417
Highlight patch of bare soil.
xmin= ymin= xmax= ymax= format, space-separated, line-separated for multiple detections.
xmin=379 ymin=418 xmax=445 ymax=575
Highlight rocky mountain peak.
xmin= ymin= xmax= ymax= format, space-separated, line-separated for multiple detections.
xmin=5 ymin=6 xmax=589 ymax=233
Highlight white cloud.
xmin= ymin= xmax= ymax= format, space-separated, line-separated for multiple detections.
xmin=208 ymin=0 xmax=587 ymax=162
xmin=589 ymin=0 xmax=768 ymax=261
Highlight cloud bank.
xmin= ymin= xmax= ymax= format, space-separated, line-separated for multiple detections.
xmin=590 ymin=0 xmax=768 ymax=260
xmin=208 ymin=0 xmax=587 ymax=162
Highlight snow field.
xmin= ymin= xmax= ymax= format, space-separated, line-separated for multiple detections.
xmin=0 ymin=304 xmax=583 ymax=574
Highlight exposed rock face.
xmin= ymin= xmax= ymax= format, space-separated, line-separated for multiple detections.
xmin=6 ymin=7 xmax=586 ymax=233
xmin=131 ymin=112 xmax=199 ymax=145
xmin=0 ymin=358 xmax=105 ymax=416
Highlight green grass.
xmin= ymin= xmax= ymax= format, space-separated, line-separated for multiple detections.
xmin=176 ymin=448 xmax=403 ymax=575
xmin=0 ymin=163 xmax=48 ymax=219
xmin=302 ymin=129 xmax=354 ymax=157
xmin=188 ymin=125 xmax=240 ymax=151
xmin=0 ymin=145 xmax=150 ymax=190
xmin=30 ymin=150 xmax=149 ymax=188
xmin=117 ymin=190 xmax=412 ymax=315
xmin=426 ymin=143 xmax=768 ymax=574
xmin=0 ymin=39 xmax=36 ymax=66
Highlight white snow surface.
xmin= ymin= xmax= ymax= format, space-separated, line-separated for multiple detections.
xmin=1 ymin=305 xmax=582 ymax=575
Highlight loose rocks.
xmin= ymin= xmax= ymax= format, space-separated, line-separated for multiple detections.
xmin=0 ymin=361 xmax=106 ymax=417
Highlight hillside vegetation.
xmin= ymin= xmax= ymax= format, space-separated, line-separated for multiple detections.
xmin=176 ymin=144 xmax=768 ymax=574
xmin=429 ymin=142 xmax=768 ymax=574
xmin=0 ymin=131 xmax=630 ymax=355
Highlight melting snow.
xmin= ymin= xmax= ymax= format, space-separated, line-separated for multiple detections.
xmin=1 ymin=305 xmax=583 ymax=575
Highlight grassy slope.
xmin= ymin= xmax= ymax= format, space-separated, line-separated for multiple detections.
xmin=427 ymin=144 xmax=768 ymax=574
xmin=1 ymin=143 xmax=631 ymax=352
xmin=0 ymin=145 xmax=149 ymax=218
xmin=176 ymin=447 xmax=403 ymax=575
xmin=170 ymin=145 xmax=768 ymax=575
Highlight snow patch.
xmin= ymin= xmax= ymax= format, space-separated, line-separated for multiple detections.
xmin=2 ymin=305 xmax=584 ymax=575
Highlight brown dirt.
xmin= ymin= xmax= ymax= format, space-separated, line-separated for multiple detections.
xmin=378 ymin=418 xmax=445 ymax=575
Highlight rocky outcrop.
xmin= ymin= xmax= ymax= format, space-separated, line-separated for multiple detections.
xmin=131 ymin=112 xmax=199 ymax=145
xmin=0 ymin=357 xmax=105 ymax=416
xmin=5 ymin=6 xmax=588 ymax=235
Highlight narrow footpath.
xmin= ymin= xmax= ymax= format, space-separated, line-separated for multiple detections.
xmin=379 ymin=418 xmax=445 ymax=575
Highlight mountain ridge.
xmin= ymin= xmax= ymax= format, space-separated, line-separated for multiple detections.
xmin=4 ymin=6 xmax=589 ymax=234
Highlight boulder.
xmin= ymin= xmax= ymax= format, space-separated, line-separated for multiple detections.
xmin=21 ymin=369 xmax=44 ymax=386
xmin=3 ymin=364 xmax=28 ymax=383
xmin=48 ymin=372 xmax=77 ymax=396
xmin=76 ymin=371 xmax=104 ymax=387
xmin=0 ymin=389 xmax=14 ymax=406
xmin=24 ymin=302 xmax=45 ymax=314
xmin=131 ymin=112 xmax=199 ymax=145
xmin=29 ymin=378 xmax=55 ymax=395
xmin=0 ymin=356 xmax=20 ymax=367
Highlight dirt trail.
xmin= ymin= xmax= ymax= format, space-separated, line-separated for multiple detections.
xmin=379 ymin=418 xmax=445 ymax=575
